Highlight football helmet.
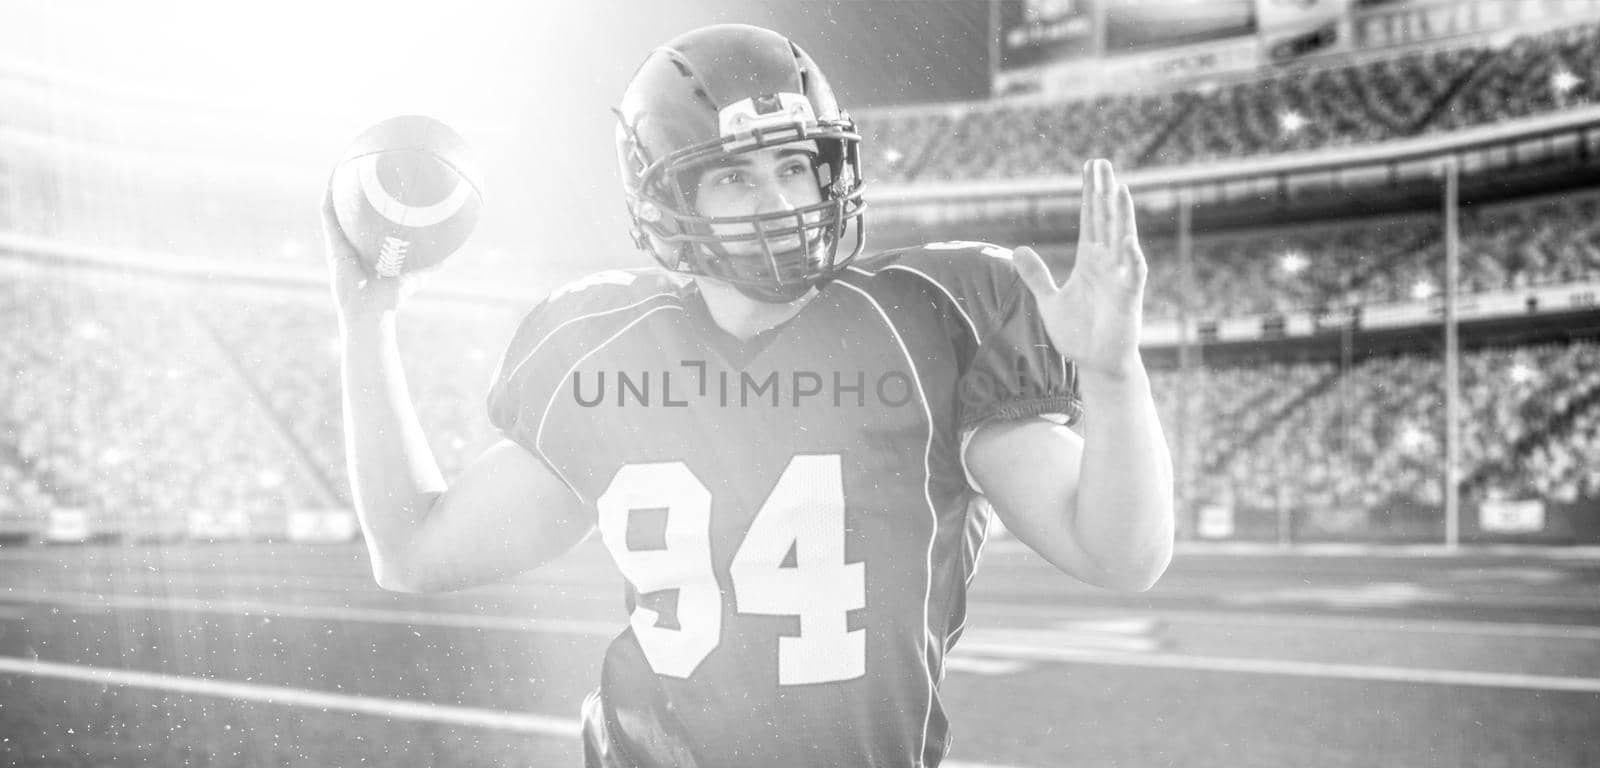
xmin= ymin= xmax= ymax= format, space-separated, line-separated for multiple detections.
xmin=614 ymin=24 xmax=867 ymax=303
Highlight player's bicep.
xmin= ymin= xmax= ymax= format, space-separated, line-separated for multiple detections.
xmin=965 ymin=418 xmax=1117 ymax=588
xmin=396 ymin=439 xmax=592 ymax=593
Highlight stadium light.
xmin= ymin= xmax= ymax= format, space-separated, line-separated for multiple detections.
xmin=1509 ymin=362 xmax=1538 ymax=384
xmin=884 ymin=148 xmax=904 ymax=166
xmin=76 ymin=321 xmax=106 ymax=341
xmin=257 ymin=469 xmax=284 ymax=489
xmin=1279 ymin=250 xmax=1307 ymax=274
xmin=1399 ymin=424 xmax=1430 ymax=453
xmin=0 ymin=1 xmax=524 ymax=151
xmin=1410 ymin=279 xmax=1435 ymax=300
xmin=1279 ymin=110 xmax=1307 ymax=134
xmin=1552 ymin=69 xmax=1582 ymax=95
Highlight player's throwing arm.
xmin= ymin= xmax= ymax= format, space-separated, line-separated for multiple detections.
xmin=322 ymin=118 xmax=591 ymax=594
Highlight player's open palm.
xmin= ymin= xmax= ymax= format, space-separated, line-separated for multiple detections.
xmin=1013 ymin=159 xmax=1148 ymax=379
xmin=321 ymin=188 xmax=416 ymax=322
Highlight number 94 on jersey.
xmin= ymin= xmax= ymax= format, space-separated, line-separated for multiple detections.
xmin=596 ymin=454 xmax=867 ymax=685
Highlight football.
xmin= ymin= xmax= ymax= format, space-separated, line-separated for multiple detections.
xmin=329 ymin=115 xmax=484 ymax=278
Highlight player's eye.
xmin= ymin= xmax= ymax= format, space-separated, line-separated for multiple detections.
xmin=779 ymin=159 xmax=812 ymax=179
xmin=713 ymin=169 xmax=746 ymax=187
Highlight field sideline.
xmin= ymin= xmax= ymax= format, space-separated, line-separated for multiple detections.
xmin=2 ymin=540 xmax=1597 ymax=767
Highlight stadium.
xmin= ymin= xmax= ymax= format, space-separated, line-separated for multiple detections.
xmin=2 ymin=1 xmax=1598 ymax=766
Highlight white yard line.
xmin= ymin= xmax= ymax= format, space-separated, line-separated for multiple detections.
xmin=16 ymin=571 xmax=1599 ymax=643
xmin=943 ymin=657 xmax=1031 ymax=676
xmin=0 ymin=655 xmax=579 ymax=734
xmin=0 ymin=588 xmax=619 ymax=636
xmin=969 ymin=581 xmax=1600 ymax=610
xmin=984 ymin=540 xmax=1600 ymax=560
xmin=0 ymin=656 xmax=1022 ymax=768
xmin=956 ymin=638 xmax=1600 ymax=693
xmin=971 ymin=602 xmax=1600 ymax=641
xmin=5 ymin=588 xmax=1599 ymax=693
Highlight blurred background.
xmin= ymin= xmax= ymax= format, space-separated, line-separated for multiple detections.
xmin=2 ymin=1 xmax=1598 ymax=766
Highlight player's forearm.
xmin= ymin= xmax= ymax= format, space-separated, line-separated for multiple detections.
xmin=1073 ymin=362 xmax=1175 ymax=591
xmin=338 ymin=312 xmax=446 ymax=587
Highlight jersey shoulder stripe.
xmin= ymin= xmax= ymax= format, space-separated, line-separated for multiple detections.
xmin=493 ymin=268 xmax=688 ymax=389
xmin=486 ymin=268 xmax=689 ymax=482
xmin=845 ymin=241 xmax=1022 ymax=346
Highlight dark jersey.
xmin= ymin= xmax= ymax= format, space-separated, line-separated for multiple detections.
xmin=487 ymin=242 xmax=1081 ymax=768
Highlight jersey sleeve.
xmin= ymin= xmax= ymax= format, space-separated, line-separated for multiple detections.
xmin=485 ymin=270 xmax=656 ymax=504
xmin=869 ymin=242 xmax=1083 ymax=493
xmin=954 ymin=260 xmax=1082 ymax=433
xmin=874 ymin=242 xmax=1083 ymax=431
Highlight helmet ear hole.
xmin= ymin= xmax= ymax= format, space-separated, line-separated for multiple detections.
xmin=672 ymin=168 xmax=701 ymax=213
xmin=815 ymin=139 xmax=851 ymax=198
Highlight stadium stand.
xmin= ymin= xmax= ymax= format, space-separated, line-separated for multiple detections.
xmin=1154 ymin=340 xmax=1600 ymax=542
xmin=858 ymin=23 xmax=1600 ymax=182
xmin=3 ymin=257 xmax=1594 ymax=545
xmin=2 ymin=15 xmax=1598 ymax=546
xmin=0 ymin=269 xmax=327 ymax=541
xmin=1131 ymin=187 xmax=1600 ymax=322
xmin=190 ymin=291 xmax=517 ymax=507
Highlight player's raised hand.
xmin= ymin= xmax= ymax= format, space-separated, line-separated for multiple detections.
xmin=1012 ymin=158 xmax=1148 ymax=380
xmin=321 ymin=187 xmax=416 ymax=324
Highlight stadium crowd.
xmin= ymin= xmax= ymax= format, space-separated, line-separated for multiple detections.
xmin=1138 ymin=189 xmax=1600 ymax=321
xmin=191 ymin=291 xmax=514 ymax=508
xmin=5 ymin=25 xmax=1598 ymax=328
xmin=10 ymin=150 xmax=1599 ymax=328
xmin=858 ymin=23 xmax=1600 ymax=182
xmin=0 ymin=271 xmax=326 ymax=539
xmin=2 ymin=19 xmax=1598 ymax=544
xmin=1154 ymin=340 xmax=1600 ymax=538
xmin=1 ymin=265 xmax=1595 ymax=544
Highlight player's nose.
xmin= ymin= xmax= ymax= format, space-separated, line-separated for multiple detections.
xmin=751 ymin=176 xmax=797 ymax=215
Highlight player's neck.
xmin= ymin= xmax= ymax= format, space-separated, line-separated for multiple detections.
xmin=694 ymin=278 xmax=819 ymax=341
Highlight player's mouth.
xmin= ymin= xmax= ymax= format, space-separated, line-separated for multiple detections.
xmin=766 ymin=233 xmax=803 ymax=250
xmin=725 ymin=233 xmax=814 ymax=264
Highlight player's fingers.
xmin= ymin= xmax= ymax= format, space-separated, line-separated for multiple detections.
xmin=320 ymin=188 xmax=347 ymax=247
xmin=1012 ymin=246 xmax=1059 ymax=299
xmin=1115 ymin=184 xmax=1141 ymax=264
xmin=319 ymin=186 xmax=365 ymax=269
xmin=319 ymin=184 xmax=341 ymax=238
xmin=1115 ymin=190 xmax=1148 ymax=291
xmin=1093 ymin=159 xmax=1115 ymax=250
xmin=1078 ymin=161 xmax=1096 ymax=247
xmin=1122 ymin=235 xmax=1148 ymax=290
xmin=397 ymin=272 xmax=424 ymax=302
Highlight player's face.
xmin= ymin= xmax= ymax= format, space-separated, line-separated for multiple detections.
xmin=689 ymin=144 xmax=824 ymax=258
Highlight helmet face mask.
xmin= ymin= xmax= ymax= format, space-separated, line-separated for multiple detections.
xmin=615 ymin=24 xmax=867 ymax=303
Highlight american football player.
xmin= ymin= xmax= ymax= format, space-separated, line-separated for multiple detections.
xmin=326 ymin=23 xmax=1173 ymax=768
